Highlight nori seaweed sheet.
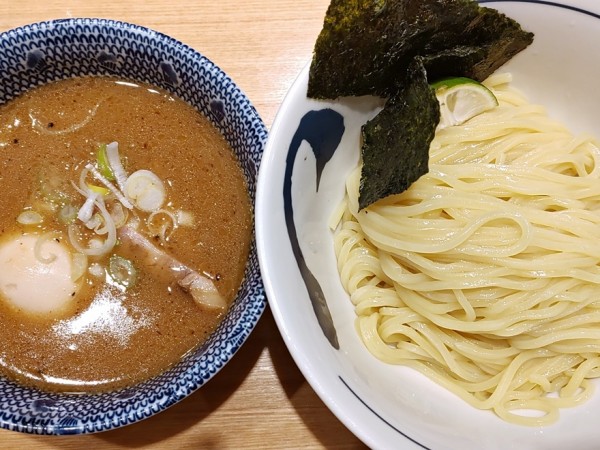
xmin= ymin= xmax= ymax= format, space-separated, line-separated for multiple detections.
xmin=359 ymin=58 xmax=439 ymax=210
xmin=307 ymin=0 xmax=533 ymax=209
xmin=308 ymin=0 xmax=533 ymax=99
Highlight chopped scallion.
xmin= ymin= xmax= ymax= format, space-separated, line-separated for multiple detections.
xmin=17 ymin=210 xmax=43 ymax=226
xmin=108 ymin=255 xmax=137 ymax=289
xmin=97 ymin=144 xmax=115 ymax=181
xmin=58 ymin=204 xmax=78 ymax=224
xmin=87 ymin=183 xmax=110 ymax=196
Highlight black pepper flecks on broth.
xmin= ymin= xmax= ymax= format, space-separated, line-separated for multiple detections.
xmin=0 ymin=77 xmax=252 ymax=393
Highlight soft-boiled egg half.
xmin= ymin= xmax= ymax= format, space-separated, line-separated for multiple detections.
xmin=0 ymin=234 xmax=79 ymax=314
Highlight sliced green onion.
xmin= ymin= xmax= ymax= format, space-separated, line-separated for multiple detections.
xmin=147 ymin=209 xmax=177 ymax=241
xmin=17 ymin=210 xmax=43 ymax=226
xmin=68 ymin=198 xmax=117 ymax=257
xmin=84 ymin=163 xmax=133 ymax=210
xmin=108 ymin=255 xmax=137 ymax=289
xmin=87 ymin=183 xmax=110 ymax=196
xmin=124 ymin=169 xmax=166 ymax=212
xmin=77 ymin=192 xmax=100 ymax=223
xmin=97 ymin=144 xmax=116 ymax=181
xmin=106 ymin=142 xmax=129 ymax=191
xmin=84 ymin=212 xmax=105 ymax=233
xmin=109 ymin=202 xmax=128 ymax=228
xmin=58 ymin=204 xmax=78 ymax=224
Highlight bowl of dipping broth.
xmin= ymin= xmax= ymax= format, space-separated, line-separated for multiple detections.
xmin=0 ymin=18 xmax=266 ymax=434
xmin=257 ymin=0 xmax=600 ymax=448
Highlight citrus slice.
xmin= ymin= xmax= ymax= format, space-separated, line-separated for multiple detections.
xmin=432 ymin=77 xmax=498 ymax=129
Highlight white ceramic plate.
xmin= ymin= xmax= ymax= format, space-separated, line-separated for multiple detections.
xmin=256 ymin=1 xmax=600 ymax=448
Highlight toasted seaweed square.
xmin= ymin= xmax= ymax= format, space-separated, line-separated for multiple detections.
xmin=308 ymin=0 xmax=533 ymax=100
xmin=359 ymin=58 xmax=439 ymax=210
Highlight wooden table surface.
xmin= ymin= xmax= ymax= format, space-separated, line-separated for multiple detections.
xmin=0 ymin=1 xmax=366 ymax=448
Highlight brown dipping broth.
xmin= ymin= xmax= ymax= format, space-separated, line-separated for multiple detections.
xmin=0 ymin=77 xmax=252 ymax=393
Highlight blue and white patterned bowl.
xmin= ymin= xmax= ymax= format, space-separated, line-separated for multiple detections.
xmin=0 ymin=18 xmax=267 ymax=435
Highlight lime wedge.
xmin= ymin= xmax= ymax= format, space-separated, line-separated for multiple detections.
xmin=431 ymin=77 xmax=498 ymax=129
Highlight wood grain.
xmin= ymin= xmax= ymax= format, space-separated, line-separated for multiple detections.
xmin=0 ymin=1 xmax=367 ymax=448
